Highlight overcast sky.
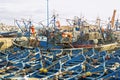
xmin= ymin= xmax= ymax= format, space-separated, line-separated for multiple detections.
xmin=0 ymin=0 xmax=120 ymax=25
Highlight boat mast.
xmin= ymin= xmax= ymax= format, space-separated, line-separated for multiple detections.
xmin=46 ymin=0 xmax=49 ymax=47
xmin=97 ymin=17 xmax=105 ymax=43
xmin=46 ymin=0 xmax=49 ymax=27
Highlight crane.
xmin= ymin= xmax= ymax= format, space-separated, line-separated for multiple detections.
xmin=110 ymin=9 xmax=116 ymax=28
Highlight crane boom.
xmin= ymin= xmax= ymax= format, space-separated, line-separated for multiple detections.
xmin=111 ymin=9 xmax=116 ymax=28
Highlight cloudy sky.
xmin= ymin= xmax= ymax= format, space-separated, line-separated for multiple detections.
xmin=0 ymin=0 xmax=120 ymax=25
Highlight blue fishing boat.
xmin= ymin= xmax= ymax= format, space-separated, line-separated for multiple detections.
xmin=27 ymin=60 xmax=61 ymax=79
xmin=101 ymin=69 xmax=120 ymax=80
xmin=77 ymin=62 xmax=106 ymax=80
xmin=58 ymin=64 xmax=83 ymax=80
xmin=1 ymin=62 xmax=24 ymax=78
xmin=0 ymin=52 xmax=8 ymax=69
xmin=62 ymin=54 xmax=86 ymax=71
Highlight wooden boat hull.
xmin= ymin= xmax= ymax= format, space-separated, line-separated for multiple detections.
xmin=95 ymin=43 xmax=118 ymax=51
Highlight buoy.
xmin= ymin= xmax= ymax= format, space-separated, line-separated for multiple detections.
xmin=39 ymin=68 xmax=48 ymax=73
xmin=43 ymin=68 xmax=48 ymax=73
xmin=85 ymin=72 xmax=92 ymax=76
xmin=39 ymin=68 xmax=44 ymax=73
